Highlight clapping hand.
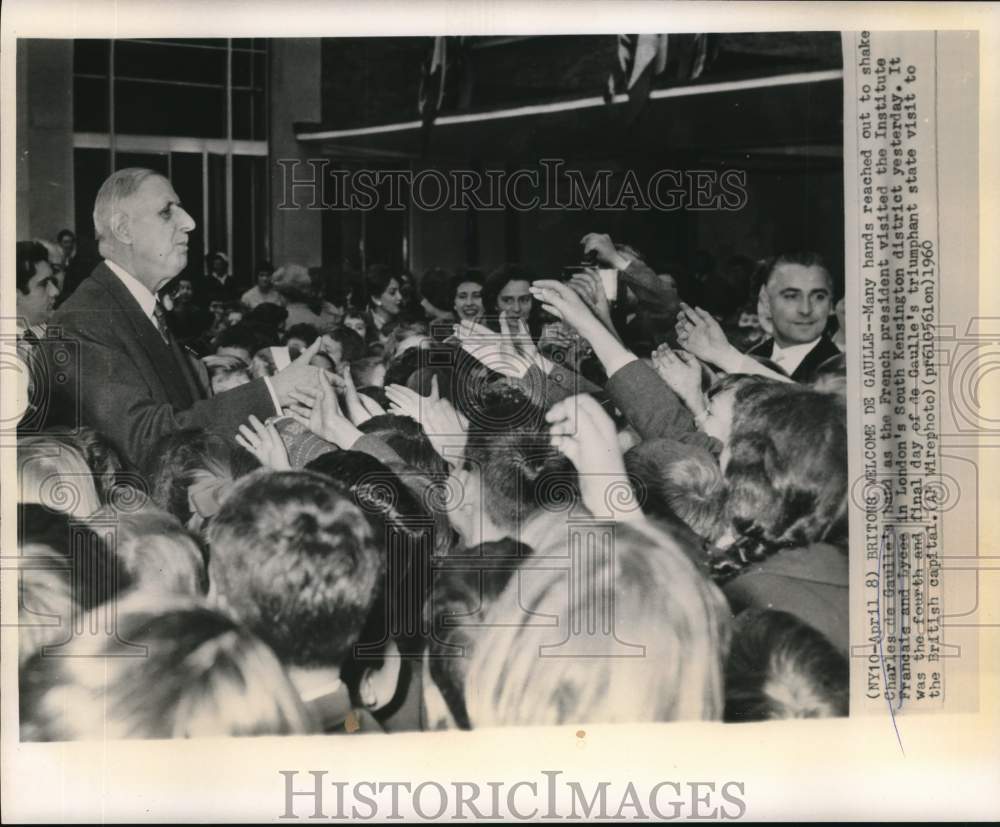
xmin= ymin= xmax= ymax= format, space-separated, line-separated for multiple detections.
xmin=236 ymin=415 xmax=291 ymax=470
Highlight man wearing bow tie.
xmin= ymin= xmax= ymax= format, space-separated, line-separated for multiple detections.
xmin=45 ymin=167 xmax=321 ymax=476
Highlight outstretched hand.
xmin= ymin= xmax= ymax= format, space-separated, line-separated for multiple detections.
xmin=546 ymin=394 xmax=642 ymax=522
xmin=675 ymin=302 xmax=736 ymax=370
xmin=386 ymin=375 xmax=468 ymax=466
xmin=287 ymin=369 xmax=362 ymax=448
xmin=651 ymin=343 xmax=706 ymax=416
xmin=236 ymin=415 xmax=291 ymax=470
xmin=529 ymin=279 xmax=600 ymax=335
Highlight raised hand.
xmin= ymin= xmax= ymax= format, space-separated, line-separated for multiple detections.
xmin=651 ymin=343 xmax=706 ymax=416
xmin=235 ymin=415 xmax=291 ymax=471
xmin=287 ymin=369 xmax=362 ymax=448
xmin=453 ymin=315 xmax=533 ymax=378
xmin=546 ymin=394 xmax=642 ymax=523
xmin=338 ymin=363 xmax=374 ymax=426
xmin=529 ymin=280 xmax=600 ymax=335
xmin=269 ymin=337 xmax=327 ymax=406
xmin=675 ymin=302 xmax=737 ymax=370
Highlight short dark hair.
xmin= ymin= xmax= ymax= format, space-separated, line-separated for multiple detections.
xmin=327 ymin=326 xmax=366 ymax=363
xmin=365 ymin=264 xmax=396 ymax=301
xmin=16 ymin=241 xmax=50 ymax=294
xmin=206 ymin=470 xmax=383 ymax=668
xmin=284 ymin=322 xmax=319 ymax=347
xmin=483 ymin=263 xmax=535 ymax=314
xmin=449 ymin=269 xmax=484 ymax=307
xmin=463 ymin=389 xmax=572 ymax=530
xmin=762 ymin=251 xmax=833 ymax=292
xmin=359 ymin=414 xmax=449 ymax=482
xmin=724 ymin=610 xmax=848 ymax=722
xmin=419 ymin=267 xmax=453 ymax=313
xmin=57 ymin=229 xmax=75 ymax=243
xmin=423 ymin=539 xmax=529 ymax=729
xmin=213 ymin=323 xmax=260 ymax=357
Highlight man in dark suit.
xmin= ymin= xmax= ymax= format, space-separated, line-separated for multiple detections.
xmin=45 ymin=167 xmax=322 ymax=475
xmin=746 ymin=252 xmax=840 ymax=383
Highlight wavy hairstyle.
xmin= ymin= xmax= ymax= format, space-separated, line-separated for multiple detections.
xmin=712 ymin=384 xmax=847 ymax=580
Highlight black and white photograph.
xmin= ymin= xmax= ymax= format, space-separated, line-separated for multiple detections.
xmin=2 ymin=1 xmax=996 ymax=822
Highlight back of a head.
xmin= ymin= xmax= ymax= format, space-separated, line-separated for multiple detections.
xmin=464 ymin=522 xmax=730 ymax=727
xmin=419 ymin=266 xmax=453 ymax=314
xmin=358 ymin=414 xmax=449 ymax=482
xmin=19 ymin=502 xmax=133 ymax=614
xmin=96 ymin=505 xmax=207 ymax=596
xmin=724 ymin=610 xmax=848 ymax=722
xmin=18 ymin=435 xmax=102 ymax=518
xmin=48 ymin=426 xmax=126 ymax=506
xmin=18 ymin=542 xmax=75 ymax=667
xmin=20 ymin=595 xmax=313 ymax=740
xmin=462 ymin=389 xmax=570 ymax=531
xmin=424 ymin=538 xmax=530 ymax=729
xmin=206 ymin=470 xmax=383 ymax=669
xmin=148 ymin=428 xmax=260 ymax=525
xmin=724 ymin=385 xmax=847 ymax=550
xmin=625 ymin=439 xmax=727 ymax=544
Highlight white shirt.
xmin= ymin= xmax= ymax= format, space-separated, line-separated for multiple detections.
xmin=770 ymin=338 xmax=819 ymax=377
xmin=105 ymin=258 xmax=158 ymax=326
xmin=105 ymin=259 xmax=281 ymax=414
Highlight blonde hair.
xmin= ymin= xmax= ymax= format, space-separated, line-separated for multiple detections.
xmin=19 ymin=436 xmax=102 ymax=518
xmin=20 ymin=595 xmax=314 ymax=740
xmin=89 ymin=505 xmax=207 ymax=596
xmin=18 ymin=543 xmax=74 ymax=667
xmin=464 ymin=522 xmax=730 ymax=727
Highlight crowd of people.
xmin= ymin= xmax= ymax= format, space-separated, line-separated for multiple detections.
xmin=15 ymin=167 xmax=849 ymax=740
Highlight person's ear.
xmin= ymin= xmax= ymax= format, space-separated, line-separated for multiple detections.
xmin=109 ymin=211 xmax=132 ymax=245
xmin=359 ymin=640 xmax=402 ymax=711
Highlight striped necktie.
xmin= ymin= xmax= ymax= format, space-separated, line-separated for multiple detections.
xmin=152 ymin=299 xmax=172 ymax=344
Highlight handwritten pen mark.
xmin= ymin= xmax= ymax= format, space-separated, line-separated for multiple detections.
xmin=877 ymin=529 xmax=906 ymax=756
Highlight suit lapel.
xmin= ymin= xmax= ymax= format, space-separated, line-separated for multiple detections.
xmin=91 ymin=264 xmax=196 ymax=408
xmin=792 ymin=336 xmax=839 ymax=383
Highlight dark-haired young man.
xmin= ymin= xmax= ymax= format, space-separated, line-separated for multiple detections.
xmin=747 ymin=253 xmax=840 ymax=383
xmin=207 ymin=469 xmax=393 ymax=732
xmin=16 ymin=241 xmax=60 ymax=343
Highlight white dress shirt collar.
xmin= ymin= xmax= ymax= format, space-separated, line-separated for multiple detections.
xmin=104 ymin=258 xmax=158 ymax=324
xmin=770 ymin=338 xmax=819 ymax=376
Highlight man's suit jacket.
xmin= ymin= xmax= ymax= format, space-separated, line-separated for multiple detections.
xmin=745 ymin=334 xmax=841 ymax=384
xmin=46 ymin=262 xmax=275 ymax=475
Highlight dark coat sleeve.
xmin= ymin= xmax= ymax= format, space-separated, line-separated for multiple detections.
xmin=50 ymin=309 xmax=275 ymax=474
xmin=604 ymin=359 xmax=699 ymax=441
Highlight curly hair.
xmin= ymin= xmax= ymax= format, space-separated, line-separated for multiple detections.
xmin=711 ymin=385 xmax=847 ymax=580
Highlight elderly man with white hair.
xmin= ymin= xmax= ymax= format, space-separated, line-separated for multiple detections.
xmin=44 ymin=167 xmax=324 ymax=476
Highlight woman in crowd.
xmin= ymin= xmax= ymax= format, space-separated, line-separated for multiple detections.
xmin=363 ymin=264 xmax=404 ymax=346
